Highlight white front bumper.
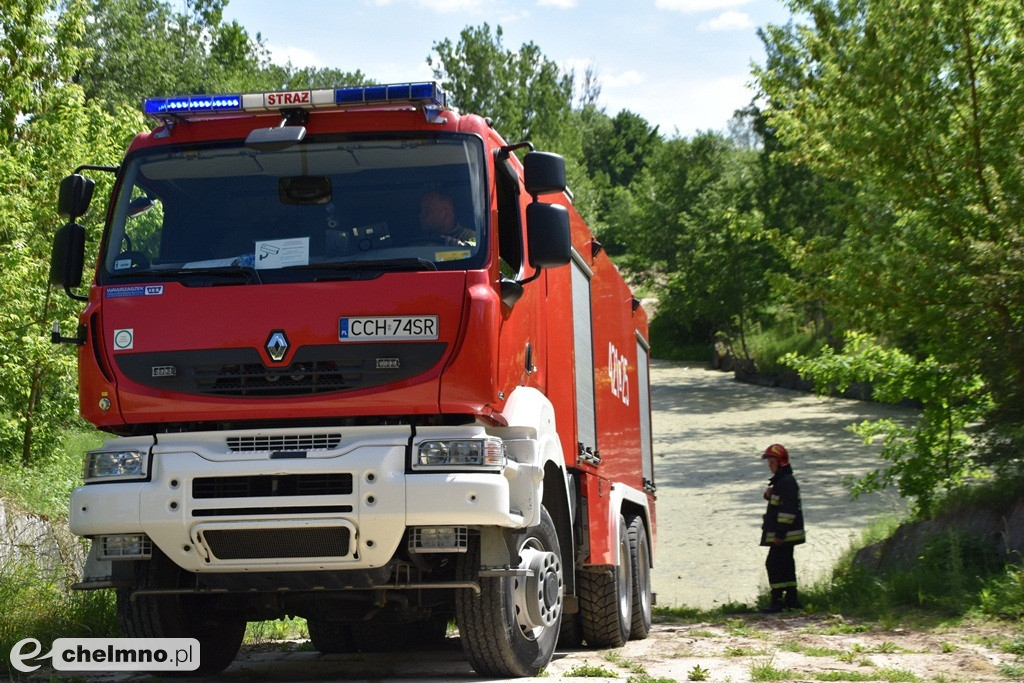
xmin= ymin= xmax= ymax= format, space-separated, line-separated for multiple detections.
xmin=70 ymin=426 xmax=534 ymax=573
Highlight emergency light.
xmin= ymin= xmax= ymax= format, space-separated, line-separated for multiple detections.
xmin=144 ymin=82 xmax=448 ymax=119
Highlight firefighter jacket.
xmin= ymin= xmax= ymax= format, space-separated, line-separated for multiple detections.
xmin=760 ymin=464 xmax=806 ymax=546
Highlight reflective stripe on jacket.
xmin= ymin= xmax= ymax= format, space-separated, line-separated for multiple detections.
xmin=760 ymin=464 xmax=805 ymax=546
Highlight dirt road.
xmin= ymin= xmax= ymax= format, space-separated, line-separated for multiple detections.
xmin=648 ymin=362 xmax=913 ymax=608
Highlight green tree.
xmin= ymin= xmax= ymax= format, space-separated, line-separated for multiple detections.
xmin=756 ymin=0 xmax=1024 ymax=465
xmin=613 ymin=131 xmax=780 ymax=359
xmin=428 ymin=23 xmax=573 ymax=149
xmin=76 ymin=0 xmax=269 ymax=108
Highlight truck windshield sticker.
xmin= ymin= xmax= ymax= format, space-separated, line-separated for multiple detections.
xmin=434 ymin=249 xmax=471 ymax=262
xmin=339 ymin=316 xmax=438 ymax=341
xmin=106 ymin=285 xmax=164 ymax=298
xmin=255 ymin=237 xmax=309 ymax=269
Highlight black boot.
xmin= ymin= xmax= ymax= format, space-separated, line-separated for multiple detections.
xmin=762 ymin=588 xmax=786 ymax=613
xmin=785 ymin=587 xmax=802 ymax=610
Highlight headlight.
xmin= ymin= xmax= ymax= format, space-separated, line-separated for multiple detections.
xmin=416 ymin=438 xmax=506 ymax=469
xmin=84 ymin=449 xmax=148 ymax=482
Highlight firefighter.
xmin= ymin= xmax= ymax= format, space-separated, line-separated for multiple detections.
xmin=419 ymin=191 xmax=476 ymax=245
xmin=759 ymin=443 xmax=805 ymax=612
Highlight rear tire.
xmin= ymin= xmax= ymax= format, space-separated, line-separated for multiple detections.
xmin=579 ymin=515 xmax=632 ymax=647
xmin=626 ymin=514 xmax=652 ymax=639
xmin=455 ymin=506 xmax=563 ymax=677
xmin=116 ymin=551 xmax=245 ymax=676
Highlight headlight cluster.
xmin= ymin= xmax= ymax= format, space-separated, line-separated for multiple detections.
xmin=417 ymin=438 xmax=506 ymax=469
xmin=84 ymin=449 xmax=148 ymax=482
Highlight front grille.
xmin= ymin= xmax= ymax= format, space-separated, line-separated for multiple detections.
xmin=192 ymin=473 xmax=353 ymax=499
xmin=192 ymin=505 xmax=353 ymax=517
xmin=195 ymin=359 xmax=361 ymax=396
xmin=227 ymin=433 xmax=342 ymax=452
xmin=115 ymin=343 xmax=446 ymax=398
xmin=202 ymin=527 xmax=350 ymax=560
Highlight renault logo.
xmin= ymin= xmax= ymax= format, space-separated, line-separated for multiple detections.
xmin=266 ymin=330 xmax=289 ymax=362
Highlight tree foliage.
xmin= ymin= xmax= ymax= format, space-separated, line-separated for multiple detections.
xmin=786 ymin=333 xmax=992 ymax=515
xmin=429 ymin=23 xmax=573 ymax=149
xmin=756 ymin=0 xmax=1024 ymax=467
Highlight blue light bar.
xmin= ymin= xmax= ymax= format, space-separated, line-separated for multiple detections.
xmin=335 ymin=82 xmax=447 ymax=109
xmin=143 ymin=82 xmax=449 ymax=120
xmin=144 ymin=94 xmax=242 ymax=116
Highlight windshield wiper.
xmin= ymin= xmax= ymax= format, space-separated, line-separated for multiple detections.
xmin=143 ymin=266 xmax=263 ymax=284
xmin=285 ymin=258 xmax=437 ymax=272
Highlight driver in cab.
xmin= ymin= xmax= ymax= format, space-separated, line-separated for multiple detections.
xmin=419 ymin=191 xmax=476 ymax=246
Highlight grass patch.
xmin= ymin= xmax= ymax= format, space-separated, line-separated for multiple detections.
xmin=0 ymin=430 xmax=105 ymax=519
xmin=777 ymin=640 xmax=844 ymax=657
xmin=245 ymin=617 xmax=309 ymax=644
xmin=1 ymin=429 xmax=119 ymax=670
xmin=0 ymin=555 xmax=119 ymax=673
xmin=785 ymin=501 xmax=1024 ymax=626
xmin=744 ymin=320 xmax=827 ymax=376
xmin=749 ymin=656 xmax=796 ymax=681
xmin=724 ymin=644 xmax=770 ymax=656
xmin=567 ymin=661 xmax=619 ymax=677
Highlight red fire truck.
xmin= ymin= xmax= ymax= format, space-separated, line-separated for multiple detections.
xmin=49 ymin=82 xmax=656 ymax=677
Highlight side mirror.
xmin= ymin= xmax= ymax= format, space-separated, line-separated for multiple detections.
xmin=526 ymin=202 xmax=571 ymax=269
xmin=523 ymin=152 xmax=567 ymax=196
xmin=50 ymin=222 xmax=86 ymax=289
xmin=58 ymin=174 xmax=95 ymax=221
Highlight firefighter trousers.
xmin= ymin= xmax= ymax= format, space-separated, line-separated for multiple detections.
xmin=766 ymin=543 xmax=797 ymax=594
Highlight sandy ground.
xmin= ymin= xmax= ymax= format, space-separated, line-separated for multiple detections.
xmin=648 ymin=362 xmax=912 ymax=609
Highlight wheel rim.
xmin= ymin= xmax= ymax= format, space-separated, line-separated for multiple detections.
xmin=514 ymin=539 xmax=563 ymax=639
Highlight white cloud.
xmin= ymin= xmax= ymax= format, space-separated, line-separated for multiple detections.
xmin=266 ymin=44 xmax=325 ymax=69
xmin=373 ymin=0 xmax=493 ymax=12
xmin=602 ymin=69 xmax=645 ymax=89
xmin=415 ymin=0 xmax=489 ymax=11
xmin=655 ymin=0 xmax=751 ymax=13
xmin=602 ymin=73 xmax=753 ymax=136
xmin=697 ymin=10 xmax=753 ymax=31
xmin=538 ymin=0 xmax=577 ymax=7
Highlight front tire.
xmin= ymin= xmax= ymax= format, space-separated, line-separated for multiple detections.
xmin=455 ymin=506 xmax=564 ymax=677
xmin=116 ymin=550 xmax=245 ymax=676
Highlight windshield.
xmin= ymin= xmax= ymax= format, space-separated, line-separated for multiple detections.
xmin=99 ymin=133 xmax=487 ymax=283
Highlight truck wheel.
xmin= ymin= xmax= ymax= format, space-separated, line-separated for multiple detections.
xmin=455 ymin=506 xmax=563 ymax=677
xmin=579 ymin=515 xmax=632 ymax=647
xmin=307 ymin=620 xmax=356 ymax=653
xmin=116 ymin=551 xmax=245 ymax=675
xmin=627 ymin=514 xmax=652 ymax=639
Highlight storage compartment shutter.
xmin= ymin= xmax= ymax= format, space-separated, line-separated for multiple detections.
xmin=636 ymin=336 xmax=653 ymax=483
xmin=572 ymin=261 xmax=597 ymax=452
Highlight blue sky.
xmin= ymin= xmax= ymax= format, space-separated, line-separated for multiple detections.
xmin=224 ymin=0 xmax=793 ymax=138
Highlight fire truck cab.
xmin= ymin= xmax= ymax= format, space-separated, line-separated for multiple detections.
xmin=50 ymin=82 xmax=656 ymax=677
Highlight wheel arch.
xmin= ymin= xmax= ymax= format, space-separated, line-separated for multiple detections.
xmin=610 ymin=484 xmax=652 ymax=568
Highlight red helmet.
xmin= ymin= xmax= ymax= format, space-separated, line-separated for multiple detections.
xmin=762 ymin=444 xmax=789 ymax=466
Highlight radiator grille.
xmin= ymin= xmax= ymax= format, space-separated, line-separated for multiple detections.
xmin=202 ymin=527 xmax=351 ymax=560
xmin=192 ymin=473 xmax=353 ymax=499
xmin=226 ymin=433 xmax=342 ymax=452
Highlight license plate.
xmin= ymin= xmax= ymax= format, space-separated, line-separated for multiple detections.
xmin=339 ymin=316 xmax=438 ymax=341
